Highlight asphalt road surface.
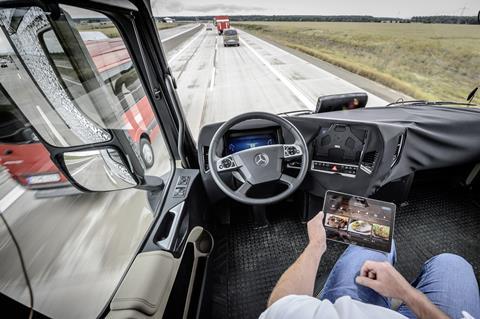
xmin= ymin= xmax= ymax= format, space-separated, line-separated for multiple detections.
xmin=0 ymin=24 xmax=405 ymax=318
xmin=169 ymin=28 xmax=391 ymax=137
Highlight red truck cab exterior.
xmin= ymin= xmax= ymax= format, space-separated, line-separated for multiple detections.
xmin=214 ymin=16 xmax=230 ymax=35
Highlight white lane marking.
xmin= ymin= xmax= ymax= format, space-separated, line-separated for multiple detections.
xmin=167 ymin=30 xmax=204 ymax=64
xmin=240 ymin=38 xmax=315 ymax=110
xmin=239 ymin=30 xmax=388 ymax=105
xmin=209 ymin=66 xmax=216 ymax=90
xmin=0 ymin=185 xmax=26 ymax=213
xmin=161 ymin=24 xmax=200 ymax=42
xmin=209 ymin=38 xmax=218 ymax=90
xmin=71 ymin=159 xmax=93 ymax=176
xmin=63 ymin=77 xmax=82 ymax=86
xmin=36 ymin=105 xmax=69 ymax=147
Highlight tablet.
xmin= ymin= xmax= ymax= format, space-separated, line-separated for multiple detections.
xmin=323 ymin=190 xmax=396 ymax=253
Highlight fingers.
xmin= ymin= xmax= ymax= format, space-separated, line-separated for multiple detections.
xmin=314 ymin=211 xmax=324 ymax=222
xmin=360 ymin=260 xmax=379 ymax=277
xmin=355 ymin=276 xmax=379 ymax=290
xmin=308 ymin=211 xmax=324 ymax=226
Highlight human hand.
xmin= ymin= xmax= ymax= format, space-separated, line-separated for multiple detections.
xmin=307 ymin=211 xmax=327 ymax=254
xmin=355 ymin=261 xmax=413 ymax=301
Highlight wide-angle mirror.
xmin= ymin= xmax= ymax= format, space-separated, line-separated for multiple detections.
xmin=315 ymin=92 xmax=368 ymax=113
xmin=63 ymin=147 xmax=137 ymax=192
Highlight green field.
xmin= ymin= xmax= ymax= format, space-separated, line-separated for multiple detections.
xmin=235 ymin=22 xmax=480 ymax=102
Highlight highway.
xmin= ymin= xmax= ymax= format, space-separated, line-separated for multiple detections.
xmin=0 ymin=24 xmax=400 ymax=318
xmin=169 ymin=28 xmax=387 ymax=137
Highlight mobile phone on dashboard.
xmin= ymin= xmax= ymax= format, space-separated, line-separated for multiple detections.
xmin=322 ymin=190 xmax=396 ymax=253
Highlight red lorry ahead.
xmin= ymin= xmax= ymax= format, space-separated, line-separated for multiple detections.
xmin=0 ymin=36 xmax=159 ymax=192
xmin=214 ymin=16 xmax=230 ymax=35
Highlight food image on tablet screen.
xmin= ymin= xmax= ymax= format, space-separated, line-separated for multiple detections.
xmin=325 ymin=213 xmax=349 ymax=230
xmin=372 ymin=224 xmax=390 ymax=240
xmin=348 ymin=220 xmax=372 ymax=234
xmin=323 ymin=190 xmax=396 ymax=253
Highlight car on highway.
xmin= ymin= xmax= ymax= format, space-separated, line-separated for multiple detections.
xmin=0 ymin=2 xmax=479 ymax=319
xmin=223 ymin=29 xmax=240 ymax=47
xmin=205 ymin=24 xmax=213 ymax=31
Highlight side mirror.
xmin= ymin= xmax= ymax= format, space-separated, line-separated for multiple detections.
xmin=315 ymin=92 xmax=368 ymax=113
xmin=1 ymin=5 xmax=165 ymax=193
xmin=60 ymin=146 xmax=164 ymax=192
xmin=62 ymin=147 xmax=137 ymax=192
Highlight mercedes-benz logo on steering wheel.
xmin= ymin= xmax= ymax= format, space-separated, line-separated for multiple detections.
xmin=254 ymin=153 xmax=269 ymax=167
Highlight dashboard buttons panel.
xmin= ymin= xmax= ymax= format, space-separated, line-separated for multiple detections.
xmin=283 ymin=145 xmax=303 ymax=158
xmin=311 ymin=160 xmax=358 ymax=178
xmin=217 ymin=156 xmax=237 ymax=171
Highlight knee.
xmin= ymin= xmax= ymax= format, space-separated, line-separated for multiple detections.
xmin=427 ymin=253 xmax=473 ymax=273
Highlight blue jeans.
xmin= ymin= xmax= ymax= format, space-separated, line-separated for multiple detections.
xmin=318 ymin=244 xmax=480 ymax=319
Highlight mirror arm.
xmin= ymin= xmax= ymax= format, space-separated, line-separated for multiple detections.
xmin=136 ymin=175 xmax=165 ymax=191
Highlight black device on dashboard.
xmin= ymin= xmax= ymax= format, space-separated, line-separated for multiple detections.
xmin=315 ymin=92 xmax=368 ymax=113
xmin=322 ymin=190 xmax=396 ymax=253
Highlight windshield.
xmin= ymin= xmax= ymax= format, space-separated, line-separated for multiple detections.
xmin=224 ymin=29 xmax=237 ymax=35
xmin=151 ymin=1 xmax=479 ymax=138
xmin=0 ymin=1 xmax=478 ymax=318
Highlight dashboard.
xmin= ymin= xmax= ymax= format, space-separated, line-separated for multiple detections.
xmin=197 ymin=105 xmax=480 ymax=203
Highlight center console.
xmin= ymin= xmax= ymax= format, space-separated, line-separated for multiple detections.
xmin=311 ymin=124 xmax=367 ymax=178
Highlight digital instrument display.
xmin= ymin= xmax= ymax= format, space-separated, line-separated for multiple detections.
xmin=226 ymin=132 xmax=277 ymax=154
xmin=323 ymin=190 xmax=396 ymax=253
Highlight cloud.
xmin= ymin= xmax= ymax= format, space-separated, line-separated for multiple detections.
xmin=185 ymin=3 xmax=266 ymax=13
xmin=153 ymin=0 xmax=265 ymax=15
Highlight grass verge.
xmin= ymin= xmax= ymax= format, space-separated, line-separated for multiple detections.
xmin=235 ymin=22 xmax=480 ymax=102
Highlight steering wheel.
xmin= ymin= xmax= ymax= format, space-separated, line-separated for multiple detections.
xmin=208 ymin=112 xmax=309 ymax=205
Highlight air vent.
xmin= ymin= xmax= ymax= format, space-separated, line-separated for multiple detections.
xmin=360 ymin=151 xmax=378 ymax=174
xmin=203 ymin=146 xmax=210 ymax=172
xmin=391 ymin=134 xmax=405 ymax=168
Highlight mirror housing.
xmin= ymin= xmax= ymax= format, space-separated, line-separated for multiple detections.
xmin=315 ymin=92 xmax=368 ymax=113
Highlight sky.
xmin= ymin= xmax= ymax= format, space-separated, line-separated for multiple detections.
xmin=50 ymin=1 xmax=479 ymax=19
xmin=151 ymin=0 xmax=479 ymax=18
xmin=0 ymin=0 xmax=477 ymax=53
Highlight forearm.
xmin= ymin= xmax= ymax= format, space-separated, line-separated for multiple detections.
xmin=403 ymin=288 xmax=449 ymax=319
xmin=267 ymin=243 xmax=324 ymax=307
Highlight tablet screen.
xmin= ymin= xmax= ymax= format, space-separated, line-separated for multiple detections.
xmin=323 ymin=191 xmax=396 ymax=253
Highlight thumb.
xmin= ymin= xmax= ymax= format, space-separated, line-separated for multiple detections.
xmin=355 ymin=276 xmax=378 ymax=289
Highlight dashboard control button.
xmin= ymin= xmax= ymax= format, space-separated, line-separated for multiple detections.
xmin=217 ymin=156 xmax=236 ymax=171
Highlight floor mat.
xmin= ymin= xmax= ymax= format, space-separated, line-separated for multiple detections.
xmin=206 ymin=185 xmax=480 ymax=319
xmin=395 ymin=186 xmax=480 ymax=282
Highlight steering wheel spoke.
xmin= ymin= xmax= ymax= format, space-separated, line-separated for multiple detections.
xmin=235 ymin=181 xmax=252 ymax=195
xmin=280 ymin=173 xmax=296 ymax=188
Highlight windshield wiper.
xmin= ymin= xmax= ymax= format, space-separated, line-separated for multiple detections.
xmin=277 ymin=109 xmax=313 ymax=116
xmin=386 ymin=99 xmax=476 ymax=107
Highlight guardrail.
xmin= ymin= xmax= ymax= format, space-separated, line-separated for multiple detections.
xmin=161 ymin=24 xmax=203 ymax=54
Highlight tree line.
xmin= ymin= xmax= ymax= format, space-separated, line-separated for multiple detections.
xmin=169 ymin=15 xmax=478 ymax=25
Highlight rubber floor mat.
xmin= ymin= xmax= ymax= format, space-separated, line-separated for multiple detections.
xmin=394 ymin=186 xmax=480 ymax=282
xmin=206 ymin=185 xmax=480 ymax=319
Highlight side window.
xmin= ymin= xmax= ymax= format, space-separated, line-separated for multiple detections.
xmin=0 ymin=5 xmax=172 ymax=318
